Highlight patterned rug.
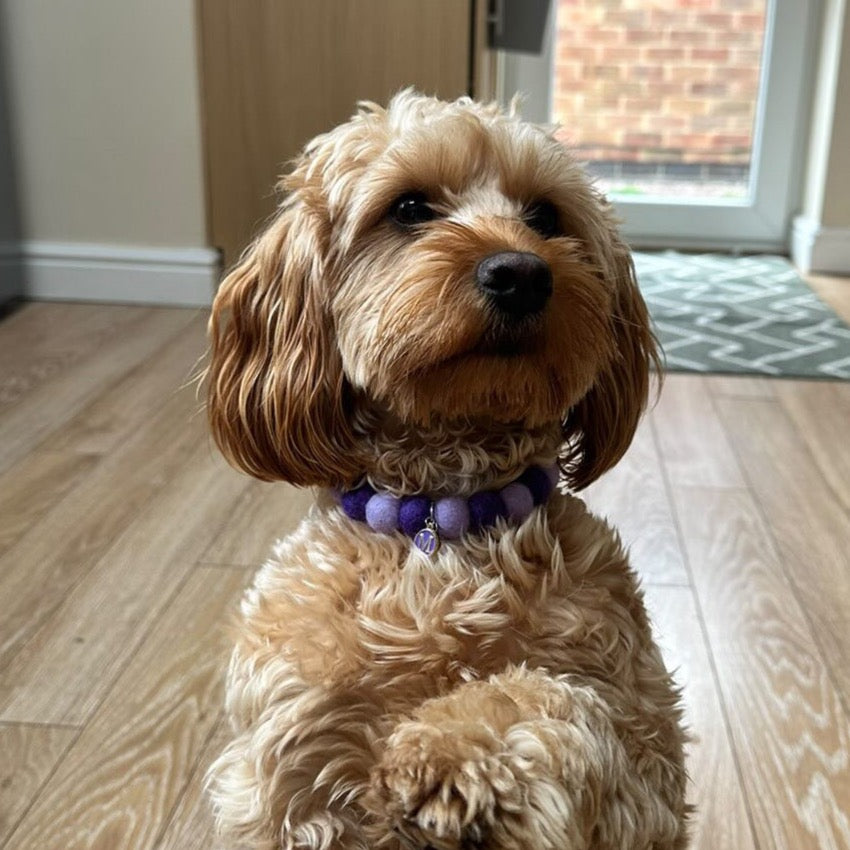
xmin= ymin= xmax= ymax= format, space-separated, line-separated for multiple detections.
xmin=634 ymin=252 xmax=850 ymax=379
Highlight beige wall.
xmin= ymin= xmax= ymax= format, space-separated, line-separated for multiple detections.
xmin=0 ymin=0 xmax=206 ymax=248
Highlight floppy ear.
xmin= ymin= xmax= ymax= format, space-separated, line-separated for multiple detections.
xmin=561 ymin=238 xmax=661 ymax=490
xmin=205 ymin=200 xmax=361 ymax=487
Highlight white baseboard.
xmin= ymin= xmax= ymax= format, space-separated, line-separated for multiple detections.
xmin=4 ymin=241 xmax=221 ymax=306
xmin=0 ymin=242 xmax=23 ymax=302
xmin=791 ymin=216 xmax=850 ymax=276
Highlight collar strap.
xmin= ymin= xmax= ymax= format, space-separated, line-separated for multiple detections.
xmin=337 ymin=462 xmax=560 ymax=556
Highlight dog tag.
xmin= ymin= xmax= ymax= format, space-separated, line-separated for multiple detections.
xmin=413 ymin=517 xmax=440 ymax=557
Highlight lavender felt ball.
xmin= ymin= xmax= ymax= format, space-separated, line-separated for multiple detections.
xmin=500 ymin=482 xmax=534 ymax=522
xmin=518 ymin=466 xmax=553 ymax=505
xmin=398 ymin=496 xmax=430 ymax=537
xmin=434 ymin=497 xmax=469 ymax=539
xmin=467 ymin=490 xmax=506 ymax=532
xmin=340 ymin=484 xmax=374 ymax=522
xmin=365 ymin=493 xmax=401 ymax=534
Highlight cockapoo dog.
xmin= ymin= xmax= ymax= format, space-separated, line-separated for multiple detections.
xmin=205 ymin=91 xmax=688 ymax=850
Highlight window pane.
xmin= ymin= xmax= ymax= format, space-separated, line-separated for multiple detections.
xmin=552 ymin=0 xmax=767 ymax=200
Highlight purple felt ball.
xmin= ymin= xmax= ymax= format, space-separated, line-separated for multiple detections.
xmin=365 ymin=493 xmax=401 ymax=534
xmin=340 ymin=483 xmax=374 ymax=522
xmin=500 ymin=482 xmax=535 ymax=522
xmin=544 ymin=462 xmax=560 ymax=490
xmin=398 ymin=496 xmax=430 ymax=538
xmin=518 ymin=466 xmax=553 ymax=505
xmin=467 ymin=490 xmax=506 ymax=532
xmin=434 ymin=497 xmax=470 ymax=539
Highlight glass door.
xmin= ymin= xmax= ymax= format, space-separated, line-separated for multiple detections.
xmin=497 ymin=0 xmax=818 ymax=251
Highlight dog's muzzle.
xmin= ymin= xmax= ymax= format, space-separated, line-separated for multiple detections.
xmin=476 ymin=251 xmax=553 ymax=319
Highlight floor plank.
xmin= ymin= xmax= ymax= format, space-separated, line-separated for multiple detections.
xmin=48 ymin=312 xmax=209 ymax=456
xmin=0 ymin=722 xmax=77 ymax=846
xmin=0 ymin=444 xmax=249 ymax=725
xmin=773 ymin=379 xmax=850 ymax=514
xmin=0 ymin=377 xmax=216 ymax=673
xmin=652 ymin=374 xmax=746 ymax=488
xmin=671 ymin=486 xmax=850 ymax=849
xmin=0 ymin=307 xmax=197 ymax=473
xmin=0 ymin=302 xmax=146 ymax=408
xmin=154 ymin=720 xmax=229 ymax=850
xmin=642 ymin=584 xmax=757 ymax=850
xmin=0 ymin=449 xmax=99 ymax=557
xmin=713 ymin=394 xmax=850 ymax=706
xmin=705 ymin=375 xmax=776 ymax=399
xmin=582 ymin=416 xmax=689 ymax=585
xmin=4 ymin=568 xmax=248 ymax=850
xmin=199 ymin=479 xmax=312 ymax=567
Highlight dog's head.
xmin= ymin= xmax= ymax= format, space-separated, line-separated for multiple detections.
xmin=207 ymin=91 xmax=659 ymax=491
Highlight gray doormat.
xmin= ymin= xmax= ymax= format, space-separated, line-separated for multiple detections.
xmin=634 ymin=252 xmax=850 ymax=379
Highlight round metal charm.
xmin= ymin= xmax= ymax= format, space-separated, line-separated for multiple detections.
xmin=413 ymin=524 xmax=440 ymax=556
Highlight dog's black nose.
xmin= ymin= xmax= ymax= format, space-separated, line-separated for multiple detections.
xmin=476 ymin=252 xmax=553 ymax=318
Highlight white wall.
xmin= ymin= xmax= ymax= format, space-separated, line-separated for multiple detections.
xmin=0 ymin=0 xmax=217 ymax=304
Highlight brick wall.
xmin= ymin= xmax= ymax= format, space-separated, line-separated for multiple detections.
xmin=553 ymin=0 xmax=765 ymax=165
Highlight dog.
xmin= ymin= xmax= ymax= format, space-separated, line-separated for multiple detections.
xmin=204 ymin=90 xmax=688 ymax=850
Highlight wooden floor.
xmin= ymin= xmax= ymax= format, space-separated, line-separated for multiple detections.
xmin=1 ymin=280 xmax=850 ymax=849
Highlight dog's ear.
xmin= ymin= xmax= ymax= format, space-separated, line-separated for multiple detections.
xmin=561 ymin=237 xmax=660 ymax=490
xmin=206 ymin=200 xmax=360 ymax=488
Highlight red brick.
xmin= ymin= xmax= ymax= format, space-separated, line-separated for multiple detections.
xmin=602 ymin=79 xmax=644 ymax=96
xmin=667 ymin=98 xmax=710 ymax=115
xmin=583 ymin=64 xmax=623 ymax=80
xmin=732 ymin=48 xmax=764 ymax=65
xmin=714 ymin=66 xmax=760 ymax=83
xmin=643 ymin=47 xmax=687 ymax=62
xmin=623 ymin=96 xmax=662 ymax=110
xmin=558 ymin=45 xmax=601 ymax=63
xmin=632 ymin=65 xmax=665 ymax=80
xmin=606 ymin=10 xmax=648 ymax=27
xmin=667 ymin=65 xmax=713 ymax=81
xmin=601 ymin=46 xmax=642 ymax=63
xmin=697 ymin=12 xmax=735 ymax=27
xmin=714 ymin=134 xmax=752 ymax=148
xmin=690 ymin=82 xmax=728 ymax=95
xmin=690 ymin=47 xmax=730 ymax=61
xmin=736 ymin=12 xmax=766 ymax=29
xmin=648 ymin=9 xmax=683 ymax=27
xmin=670 ymin=30 xmax=710 ymax=45
xmin=625 ymin=29 xmax=657 ymax=43
xmin=710 ymin=100 xmax=756 ymax=116
xmin=714 ymin=29 xmax=761 ymax=45
xmin=583 ymin=28 xmax=624 ymax=43
xmin=624 ymin=133 xmax=663 ymax=146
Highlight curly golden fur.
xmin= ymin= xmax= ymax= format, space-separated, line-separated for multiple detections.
xmin=205 ymin=91 xmax=688 ymax=850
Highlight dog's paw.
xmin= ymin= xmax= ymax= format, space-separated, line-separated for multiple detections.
xmin=370 ymin=721 xmax=523 ymax=850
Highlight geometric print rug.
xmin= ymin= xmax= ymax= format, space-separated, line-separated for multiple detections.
xmin=634 ymin=251 xmax=850 ymax=379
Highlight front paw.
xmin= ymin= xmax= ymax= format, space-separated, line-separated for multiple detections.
xmin=369 ymin=721 xmax=522 ymax=850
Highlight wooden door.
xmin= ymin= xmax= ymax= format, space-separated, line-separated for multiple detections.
xmin=198 ymin=0 xmax=474 ymax=266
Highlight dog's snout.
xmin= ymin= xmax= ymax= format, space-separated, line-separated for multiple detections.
xmin=476 ymin=252 xmax=553 ymax=318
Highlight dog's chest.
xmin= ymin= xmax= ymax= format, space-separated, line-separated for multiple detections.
xmin=252 ymin=499 xmax=640 ymax=697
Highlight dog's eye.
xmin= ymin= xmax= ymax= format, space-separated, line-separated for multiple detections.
xmin=390 ymin=192 xmax=436 ymax=228
xmin=525 ymin=201 xmax=563 ymax=239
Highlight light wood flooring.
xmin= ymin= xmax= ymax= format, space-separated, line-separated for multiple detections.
xmin=1 ymin=280 xmax=849 ymax=849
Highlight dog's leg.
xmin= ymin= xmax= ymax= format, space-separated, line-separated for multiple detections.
xmin=367 ymin=666 xmax=686 ymax=850
xmin=208 ymin=685 xmax=387 ymax=850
